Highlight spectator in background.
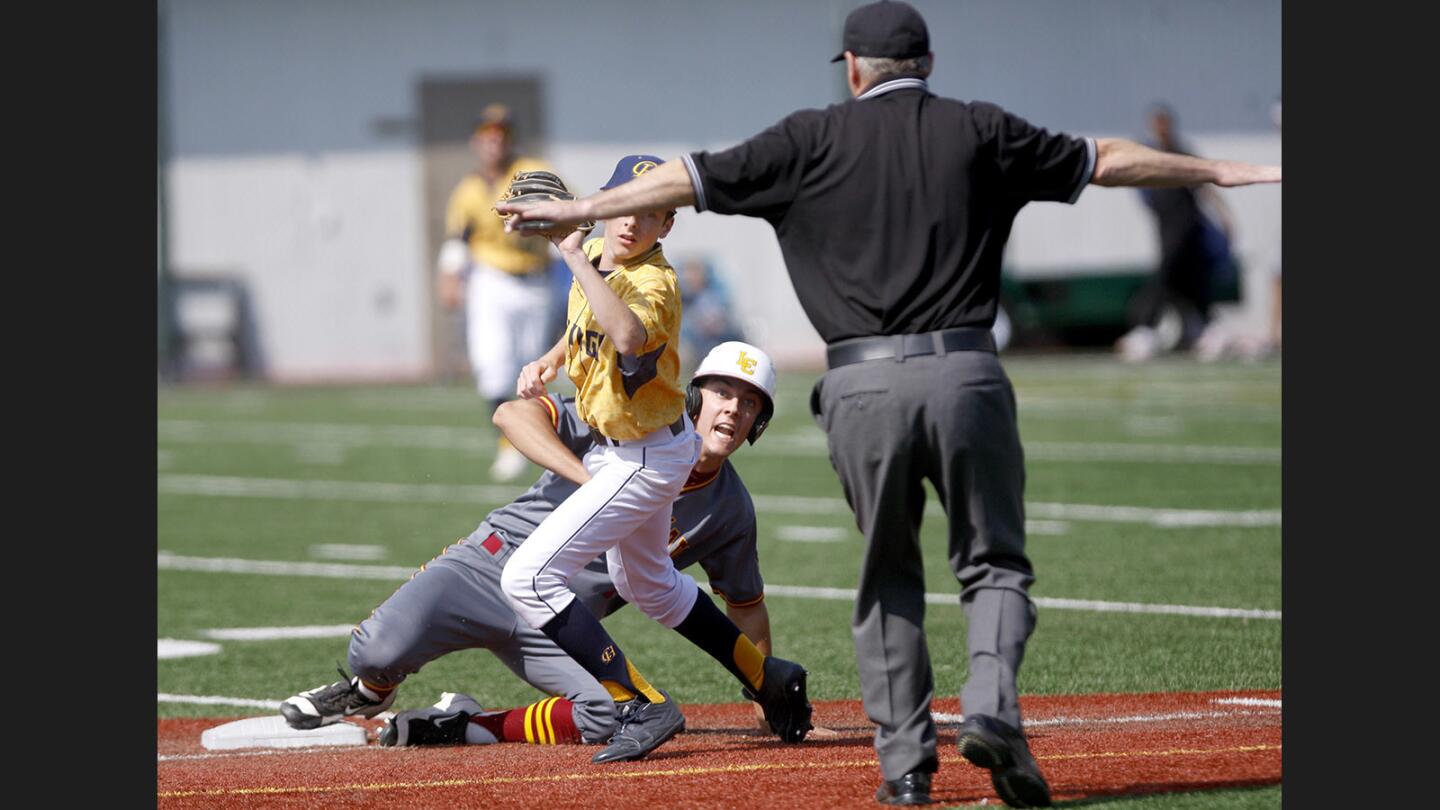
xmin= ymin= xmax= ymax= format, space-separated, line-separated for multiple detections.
xmin=1119 ymin=103 xmax=1237 ymax=361
xmin=435 ymin=103 xmax=557 ymax=481
xmin=677 ymin=258 xmax=747 ymax=372
xmin=1267 ymin=95 xmax=1282 ymax=353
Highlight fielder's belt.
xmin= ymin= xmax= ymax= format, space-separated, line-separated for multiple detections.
xmin=825 ymin=327 xmax=995 ymax=370
xmin=589 ymin=416 xmax=686 ymax=448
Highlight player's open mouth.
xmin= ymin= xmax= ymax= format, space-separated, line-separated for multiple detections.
xmin=713 ymin=423 xmax=736 ymax=438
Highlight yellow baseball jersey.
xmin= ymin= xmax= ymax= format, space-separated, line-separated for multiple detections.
xmin=444 ymin=156 xmax=553 ymax=275
xmin=565 ymin=238 xmax=685 ymax=440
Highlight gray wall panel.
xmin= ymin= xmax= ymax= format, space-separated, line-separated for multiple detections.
xmin=163 ymin=0 xmax=1280 ymax=157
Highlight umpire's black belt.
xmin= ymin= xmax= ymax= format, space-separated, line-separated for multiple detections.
xmin=589 ymin=415 xmax=686 ymax=448
xmin=826 ymin=327 xmax=996 ymax=370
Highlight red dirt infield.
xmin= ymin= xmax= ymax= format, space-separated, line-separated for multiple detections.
xmin=158 ymin=688 xmax=1280 ymax=808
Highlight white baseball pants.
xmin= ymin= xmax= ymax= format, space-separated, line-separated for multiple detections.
xmin=467 ymin=261 xmax=553 ymax=401
xmin=502 ymin=415 xmax=702 ymax=631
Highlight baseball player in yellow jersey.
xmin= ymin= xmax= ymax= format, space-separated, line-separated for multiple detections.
xmin=436 ymin=103 xmax=555 ymax=481
xmin=499 ymin=155 xmax=812 ymax=764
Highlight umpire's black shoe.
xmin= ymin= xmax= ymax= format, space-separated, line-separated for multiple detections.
xmin=591 ymin=691 xmax=686 ymax=763
xmin=874 ymin=771 xmax=933 ymax=805
xmin=744 ymin=656 xmax=815 ymax=743
xmin=956 ymin=714 xmax=1052 ymax=808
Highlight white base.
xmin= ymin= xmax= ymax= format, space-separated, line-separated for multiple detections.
xmin=200 ymin=715 xmax=369 ymax=750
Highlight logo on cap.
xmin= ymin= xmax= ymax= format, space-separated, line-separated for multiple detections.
xmin=736 ymin=351 xmax=758 ymax=375
xmin=602 ymin=154 xmax=666 ymax=191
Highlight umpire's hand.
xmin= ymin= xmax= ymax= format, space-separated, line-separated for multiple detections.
xmin=497 ymin=198 xmax=588 ymax=234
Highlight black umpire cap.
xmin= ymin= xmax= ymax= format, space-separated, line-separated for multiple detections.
xmin=831 ymin=1 xmax=931 ymax=63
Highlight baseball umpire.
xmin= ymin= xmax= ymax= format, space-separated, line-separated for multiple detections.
xmin=496 ymin=1 xmax=1281 ymax=804
xmin=282 ymin=342 xmax=813 ymax=751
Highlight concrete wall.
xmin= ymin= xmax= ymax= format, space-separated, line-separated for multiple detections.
xmin=160 ymin=0 xmax=1281 ymax=377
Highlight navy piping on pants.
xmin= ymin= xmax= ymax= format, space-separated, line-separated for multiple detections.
xmin=530 ymin=464 xmax=641 ymax=619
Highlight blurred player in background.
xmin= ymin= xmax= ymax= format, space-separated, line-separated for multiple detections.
xmin=1120 ymin=103 xmax=1238 ymax=359
xmin=677 ymin=258 xmax=747 ymax=373
xmin=435 ymin=103 xmax=555 ymax=481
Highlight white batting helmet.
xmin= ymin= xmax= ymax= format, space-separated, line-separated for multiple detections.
xmin=686 ymin=341 xmax=777 ymax=444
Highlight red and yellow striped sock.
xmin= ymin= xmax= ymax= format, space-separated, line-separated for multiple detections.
xmin=469 ymin=696 xmax=580 ymax=744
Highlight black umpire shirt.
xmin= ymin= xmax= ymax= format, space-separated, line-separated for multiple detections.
xmin=681 ymin=76 xmax=1097 ymax=344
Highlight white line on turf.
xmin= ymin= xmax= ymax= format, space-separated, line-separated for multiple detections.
xmin=931 ymin=709 xmax=1280 ymax=726
xmin=158 ymin=701 xmax=1279 ymax=761
xmin=157 ymin=474 xmax=1280 ymax=528
xmin=156 ymin=553 xmax=1280 ymax=620
xmin=157 ymin=419 xmax=1278 ymax=464
xmin=158 ymin=693 xmax=280 ymax=709
xmin=203 ymin=625 xmax=356 ymax=641
xmin=764 ymin=585 xmax=1282 ymax=620
xmin=1213 ymin=697 xmax=1282 ymax=708
xmin=158 ymin=639 xmax=222 ymax=659
xmin=158 ymin=552 xmax=417 ymax=580
xmin=309 ymin=543 xmax=387 ymax=561
xmin=160 ymin=747 xmax=349 ymax=762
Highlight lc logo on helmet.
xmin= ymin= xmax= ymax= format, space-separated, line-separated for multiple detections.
xmin=632 ymin=160 xmax=658 ymax=177
xmin=736 ymin=351 xmax=758 ymax=375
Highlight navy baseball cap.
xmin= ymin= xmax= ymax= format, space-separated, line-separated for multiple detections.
xmin=830 ymin=1 xmax=930 ymax=63
xmin=600 ymin=154 xmax=665 ymax=190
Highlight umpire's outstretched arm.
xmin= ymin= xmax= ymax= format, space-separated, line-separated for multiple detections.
xmin=497 ymin=161 xmax=696 ymax=232
xmin=1091 ymin=137 xmax=1282 ymax=188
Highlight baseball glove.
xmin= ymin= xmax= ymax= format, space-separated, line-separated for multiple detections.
xmin=493 ymin=170 xmax=595 ymax=239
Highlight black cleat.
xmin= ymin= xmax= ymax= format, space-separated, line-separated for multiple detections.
xmin=379 ymin=692 xmax=483 ymax=747
xmin=591 ymin=691 xmax=686 ymax=763
xmin=874 ymin=771 xmax=934 ymax=805
xmin=744 ymin=656 xmax=814 ymax=743
xmin=956 ymin=714 xmax=1052 ymax=808
xmin=280 ymin=665 xmax=396 ymax=731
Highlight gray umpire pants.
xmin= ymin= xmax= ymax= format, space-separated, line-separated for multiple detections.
xmin=346 ymin=525 xmax=618 ymax=743
xmin=811 ymin=349 xmax=1038 ymax=781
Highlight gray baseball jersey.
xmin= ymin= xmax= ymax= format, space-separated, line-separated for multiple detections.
xmin=345 ymin=393 xmax=761 ymax=742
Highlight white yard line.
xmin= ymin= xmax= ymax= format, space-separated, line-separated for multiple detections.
xmin=159 ymin=747 xmax=351 ymax=762
xmin=309 ymin=543 xmax=387 ymax=561
xmin=1213 ymin=697 xmax=1283 ymax=708
xmin=158 ymin=693 xmax=280 ymax=710
xmin=764 ymin=584 xmax=1281 ymax=620
xmin=157 ymin=474 xmax=1279 ymax=528
xmin=158 ymin=552 xmax=416 ymax=580
xmin=159 ymin=698 xmax=1277 ymax=761
xmin=157 ymin=418 xmax=1278 ymax=465
xmin=156 ymin=420 xmax=492 ymax=452
xmin=157 ymin=553 xmax=1279 ymax=620
xmin=203 ymin=625 xmax=356 ymax=641
xmin=931 ymin=709 xmax=1279 ymax=726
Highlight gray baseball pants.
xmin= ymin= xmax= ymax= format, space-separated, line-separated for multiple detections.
xmin=345 ymin=524 xmax=618 ymax=743
xmin=811 ymin=349 xmax=1038 ymax=781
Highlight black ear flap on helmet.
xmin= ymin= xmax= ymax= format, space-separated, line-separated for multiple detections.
xmin=685 ymin=382 xmax=704 ymax=423
xmin=746 ymin=401 xmax=773 ymax=445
